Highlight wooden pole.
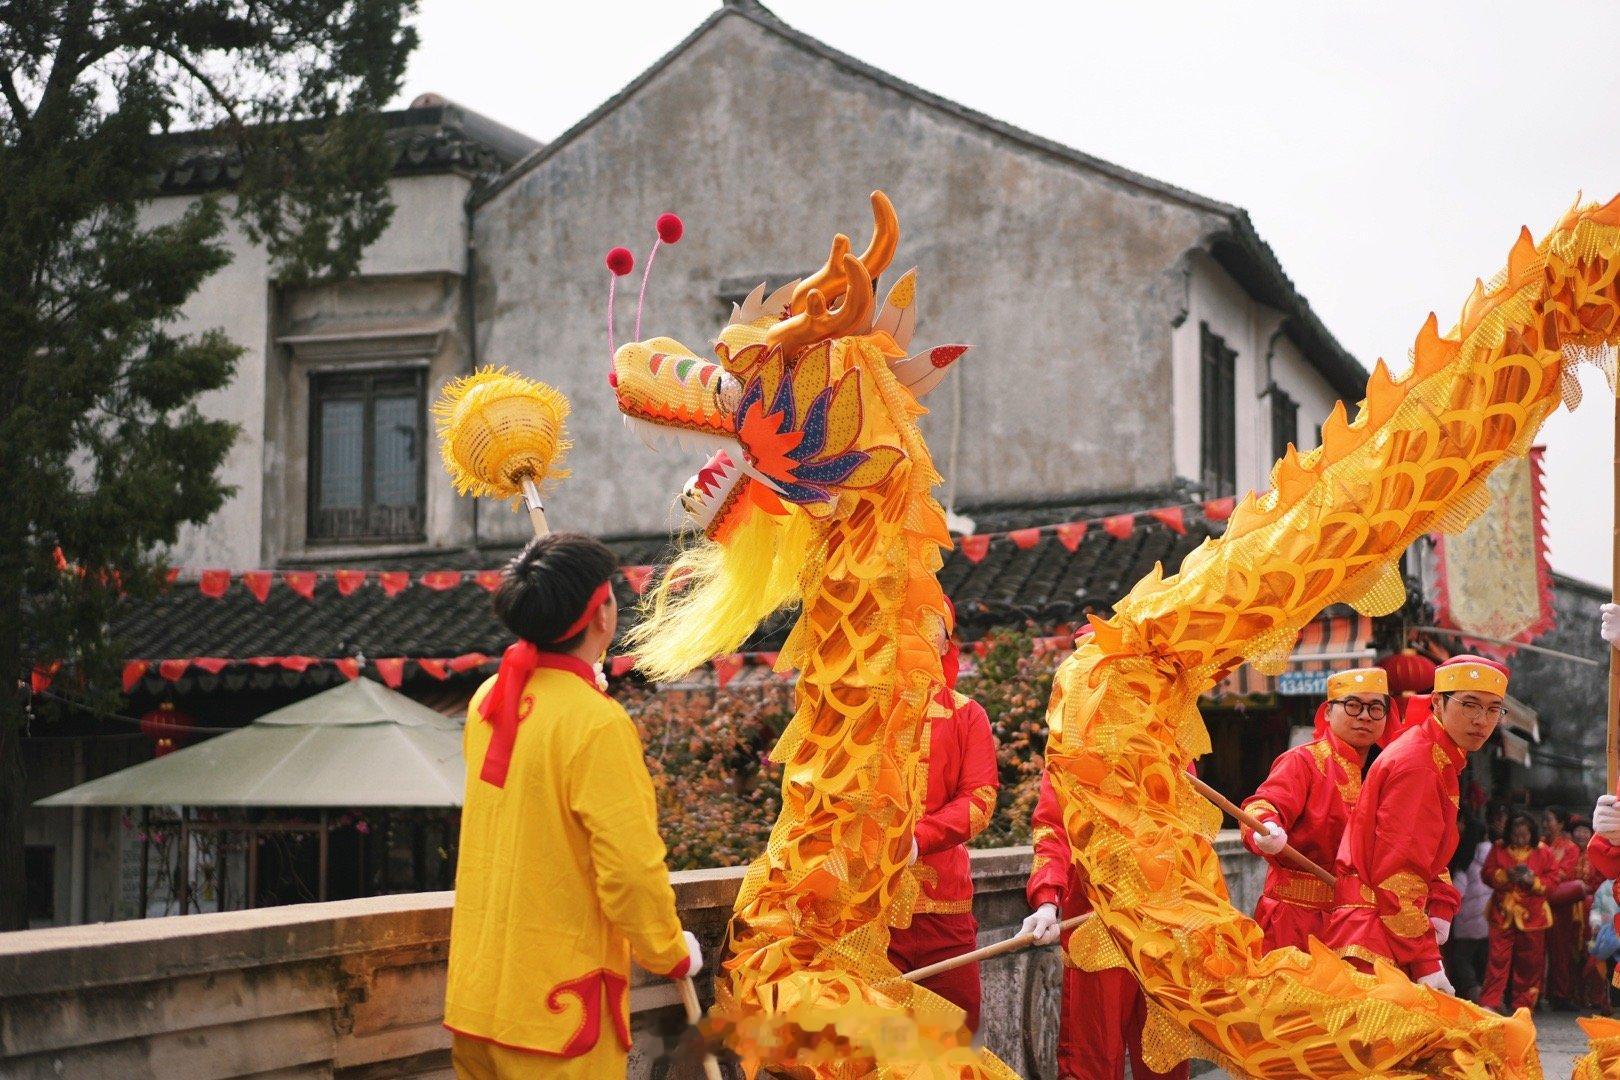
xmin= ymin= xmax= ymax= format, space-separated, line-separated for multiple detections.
xmin=1611 ymin=389 xmax=1620 ymax=792
xmin=317 ymin=809 xmax=329 ymax=903
xmin=521 ymin=478 xmax=550 ymax=537
xmin=138 ymin=806 xmax=149 ymax=919
xmin=1188 ymin=773 xmax=1335 ymax=887
xmin=675 ymin=977 xmax=723 ymax=1080
xmin=903 ymin=914 xmax=1092 ymax=983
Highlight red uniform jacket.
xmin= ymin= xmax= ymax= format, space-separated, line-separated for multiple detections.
xmin=1028 ymin=772 xmax=1085 ymax=918
xmin=906 ymin=687 xmax=999 ymax=914
xmin=1589 ymin=835 xmax=1620 ymax=881
xmin=1241 ymin=732 xmax=1363 ymax=918
xmin=1323 ymin=717 xmax=1464 ymax=978
xmin=1545 ymin=836 xmax=1581 ymax=901
xmin=1483 ymin=842 xmax=1554 ymax=932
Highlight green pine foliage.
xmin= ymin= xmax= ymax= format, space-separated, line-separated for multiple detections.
xmin=0 ymin=0 xmax=418 ymax=928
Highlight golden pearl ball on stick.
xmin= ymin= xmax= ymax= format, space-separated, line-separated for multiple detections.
xmin=434 ymin=366 xmax=571 ymax=536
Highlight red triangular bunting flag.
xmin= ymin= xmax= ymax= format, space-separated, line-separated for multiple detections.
xmin=375 ymin=658 xmax=405 ymax=688
xmin=30 ymin=662 xmax=60 ymax=694
xmin=122 ymin=660 xmax=149 ymax=693
xmin=241 ymin=571 xmax=273 ymax=602
xmin=334 ymin=570 xmax=368 ymax=596
xmin=621 ymin=565 xmax=654 ymax=595
xmin=164 ymin=568 xmax=181 ymax=586
xmin=335 ymin=658 xmax=361 ymax=680
xmin=279 ymin=656 xmax=317 ymax=673
xmin=1102 ymin=514 xmax=1135 ymax=540
xmin=1203 ymin=496 xmax=1236 ymax=523
xmin=378 ymin=571 xmax=411 ymax=597
xmin=960 ymin=535 xmax=990 ymax=563
xmin=756 ymin=651 xmax=780 ymax=670
xmin=418 ymin=658 xmax=450 ymax=680
xmin=420 ymin=571 xmax=462 ymax=591
xmin=1008 ymin=528 xmax=1040 ymax=550
xmin=713 ymin=654 xmax=744 ymax=689
xmin=283 ymin=571 xmax=317 ymax=600
xmin=609 ymin=655 xmax=636 ymax=677
xmin=474 ymin=570 xmax=503 ymax=592
xmin=248 ymin=656 xmax=280 ymax=668
xmin=448 ymin=652 xmax=488 ymax=673
xmin=199 ymin=570 xmax=231 ymax=598
xmin=1056 ymin=522 xmax=1087 ymax=552
xmin=1149 ymin=507 xmax=1186 ymax=535
xmin=158 ymin=659 xmax=190 ymax=682
xmin=193 ymin=657 xmax=229 ymax=675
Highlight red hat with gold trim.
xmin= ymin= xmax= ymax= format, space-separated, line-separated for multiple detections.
xmin=1433 ymin=654 xmax=1509 ymax=696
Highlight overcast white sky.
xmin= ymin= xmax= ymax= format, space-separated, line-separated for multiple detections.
xmin=397 ymin=0 xmax=1620 ymax=588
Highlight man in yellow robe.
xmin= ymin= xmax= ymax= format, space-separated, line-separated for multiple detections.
xmin=444 ymin=534 xmax=700 ymax=1078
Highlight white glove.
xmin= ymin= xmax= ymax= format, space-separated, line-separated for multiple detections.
xmin=1020 ymin=902 xmax=1062 ymax=946
xmin=594 ymin=661 xmax=609 ymax=692
xmin=1430 ymin=917 xmax=1451 ymax=946
xmin=1595 ymin=794 xmax=1620 ymax=843
xmin=1417 ymin=968 xmax=1455 ymax=995
xmin=680 ymin=930 xmax=703 ymax=979
xmin=1255 ymin=822 xmax=1287 ymax=856
xmin=1593 ymin=910 xmax=1606 ymax=933
xmin=909 ymin=838 xmax=919 ymax=865
xmin=1603 ymin=603 xmax=1620 ymax=646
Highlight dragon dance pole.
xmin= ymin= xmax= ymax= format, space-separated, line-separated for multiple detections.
xmin=1611 ymin=389 xmax=1620 ymax=792
xmin=901 ymin=914 xmax=1092 ymax=983
xmin=1188 ymin=774 xmax=1335 ymax=887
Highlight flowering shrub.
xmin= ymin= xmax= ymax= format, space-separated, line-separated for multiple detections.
xmin=622 ymin=626 xmax=1063 ymax=870
xmin=620 ymin=679 xmax=792 ymax=871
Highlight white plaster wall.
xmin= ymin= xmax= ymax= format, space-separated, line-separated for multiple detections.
xmin=471 ymin=14 xmax=1222 ymax=542
xmin=150 ymin=173 xmax=471 ymax=571
xmin=1172 ymin=254 xmax=1338 ymax=500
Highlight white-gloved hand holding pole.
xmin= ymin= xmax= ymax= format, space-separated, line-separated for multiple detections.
xmin=1417 ymin=968 xmax=1455 ymax=995
xmin=1602 ymin=602 xmax=1620 ymax=646
xmin=1430 ymin=917 xmax=1451 ymax=946
xmin=1019 ymin=903 xmax=1062 ymax=946
xmin=1596 ymin=795 xmax=1620 ymax=843
xmin=681 ymin=931 xmax=704 ymax=978
xmin=1255 ymin=821 xmax=1288 ymax=856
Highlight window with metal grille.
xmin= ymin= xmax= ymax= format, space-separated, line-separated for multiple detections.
xmin=1199 ymin=324 xmax=1237 ymax=499
xmin=308 ymin=370 xmax=425 ymax=543
xmin=1270 ymin=386 xmax=1299 ymax=465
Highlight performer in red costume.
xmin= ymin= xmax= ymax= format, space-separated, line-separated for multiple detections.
xmin=1240 ymin=667 xmax=1389 ymax=952
xmin=886 ymin=599 xmax=999 ymax=1032
xmin=1540 ymin=805 xmax=1582 ymax=1008
xmin=1479 ymin=811 xmax=1555 ymax=1011
xmin=1021 ymin=627 xmax=1190 ymax=1080
xmin=1322 ymin=655 xmax=1510 ymax=992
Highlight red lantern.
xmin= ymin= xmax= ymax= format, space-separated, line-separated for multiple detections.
xmin=140 ymin=702 xmax=193 ymax=757
xmin=1378 ymin=649 xmax=1437 ymax=697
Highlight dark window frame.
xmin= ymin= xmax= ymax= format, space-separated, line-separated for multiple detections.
xmin=1270 ymin=386 xmax=1300 ymax=465
xmin=307 ymin=368 xmax=427 ymax=545
xmin=1199 ymin=323 xmax=1238 ymax=499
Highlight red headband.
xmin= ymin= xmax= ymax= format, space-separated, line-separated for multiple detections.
xmin=552 ymin=580 xmax=613 ymax=642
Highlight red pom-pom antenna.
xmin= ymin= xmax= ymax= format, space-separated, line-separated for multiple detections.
xmin=605 ymin=247 xmax=634 ymax=276
xmin=635 ymin=211 xmax=686 ymax=339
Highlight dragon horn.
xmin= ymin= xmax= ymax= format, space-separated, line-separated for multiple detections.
xmin=768 ymin=254 xmax=874 ymax=357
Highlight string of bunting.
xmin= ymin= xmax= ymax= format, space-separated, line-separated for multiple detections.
xmin=112 ymin=632 xmax=1082 ymax=696
xmin=157 ymin=496 xmax=1234 ymax=601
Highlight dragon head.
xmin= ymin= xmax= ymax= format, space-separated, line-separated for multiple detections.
xmin=609 ymin=192 xmax=967 ymax=677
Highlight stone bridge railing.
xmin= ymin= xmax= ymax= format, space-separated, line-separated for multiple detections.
xmin=0 ymin=837 xmax=1263 ymax=1079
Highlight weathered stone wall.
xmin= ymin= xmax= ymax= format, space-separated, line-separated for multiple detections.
xmin=471 ymin=10 xmax=1227 ymax=542
xmin=0 ymin=839 xmax=1262 ymax=1079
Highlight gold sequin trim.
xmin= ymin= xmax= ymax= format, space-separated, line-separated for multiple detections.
xmin=967 ymin=786 xmax=996 ymax=836
xmin=1376 ymin=870 xmax=1432 ymax=938
xmin=913 ymin=895 xmax=974 ymax=915
xmin=1268 ymin=870 xmax=1335 ymax=909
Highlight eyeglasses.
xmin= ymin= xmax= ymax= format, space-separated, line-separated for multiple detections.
xmin=1328 ymin=698 xmax=1388 ymax=720
xmin=1438 ymin=694 xmax=1508 ymax=722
